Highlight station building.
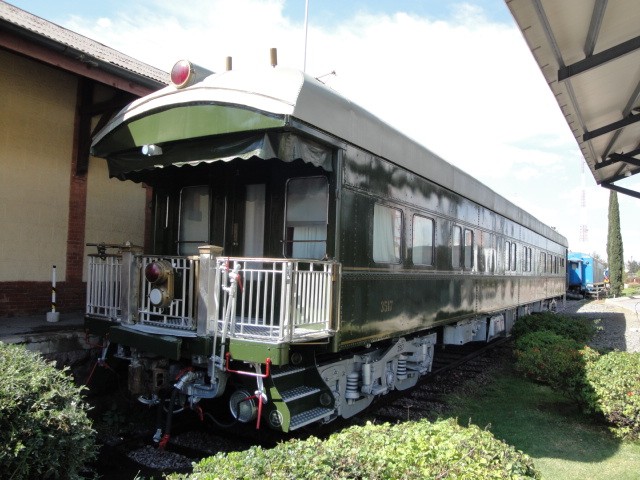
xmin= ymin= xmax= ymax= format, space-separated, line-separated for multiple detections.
xmin=0 ymin=2 xmax=167 ymax=317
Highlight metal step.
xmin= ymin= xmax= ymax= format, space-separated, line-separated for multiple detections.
xmin=280 ymin=385 xmax=320 ymax=403
xmin=270 ymin=365 xmax=308 ymax=379
xmin=290 ymin=407 xmax=334 ymax=431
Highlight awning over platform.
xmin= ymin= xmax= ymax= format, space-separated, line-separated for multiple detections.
xmin=507 ymin=0 xmax=640 ymax=199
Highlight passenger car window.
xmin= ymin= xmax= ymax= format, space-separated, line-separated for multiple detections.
xmin=412 ymin=215 xmax=434 ymax=266
xmin=464 ymin=229 xmax=473 ymax=269
xmin=285 ymin=177 xmax=328 ymax=259
xmin=452 ymin=226 xmax=462 ymax=269
xmin=373 ymin=204 xmax=402 ymax=264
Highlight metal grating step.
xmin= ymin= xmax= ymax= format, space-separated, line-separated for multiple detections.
xmin=270 ymin=365 xmax=308 ymax=379
xmin=290 ymin=407 xmax=334 ymax=431
xmin=280 ymin=385 xmax=320 ymax=403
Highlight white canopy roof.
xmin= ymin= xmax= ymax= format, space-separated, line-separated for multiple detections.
xmin=507 ymin=0 xmax=640 ymax=199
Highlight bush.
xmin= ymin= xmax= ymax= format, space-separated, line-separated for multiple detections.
xmin=168 ymin=418 xmax=540 ymax=480
xmin=514 ymin=330 xmax=599 ymax=400
xmin=583 ymin=351 xmax=640 ymax=440
xmin=0 ymin=343 xmax=96 ymax=479
xmin=621 ymin=285 xmax=640 ymax=297
xmin=511 ymin=313 xmax=596 ymax=344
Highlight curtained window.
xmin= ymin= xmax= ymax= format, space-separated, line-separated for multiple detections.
xmin=412 ymin=215 xmax=434 ymax=266
xmin=285 ymin=177 xmax=328 ymax=259
xmin=373 ymin=204 xmax=402 ymax=263
xmin=464 ymin=229 xmax=474 ymax=269
xmin=452 ymin=226 xmax=462 ymax=269
xmin=178 ymin=185 xmax=209 ymax=255
xmin=243 ymin=184 xmax=266 ymax=258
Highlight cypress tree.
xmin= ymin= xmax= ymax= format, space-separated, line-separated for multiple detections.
xmin=606 ymin=190 xmax=624 ymax=296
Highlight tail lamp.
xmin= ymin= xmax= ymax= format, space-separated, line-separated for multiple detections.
xmin=170 ymin=60 xmax=213 ymax=89
xmin=144 ymin=260 xmax=174 ymax=308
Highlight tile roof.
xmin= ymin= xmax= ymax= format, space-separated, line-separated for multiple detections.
xmin=0 ymin=1 xmax=169 ymax=87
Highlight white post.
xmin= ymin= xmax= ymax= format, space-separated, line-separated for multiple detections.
xmin=46 ymin=265 xmax=60 ymax=322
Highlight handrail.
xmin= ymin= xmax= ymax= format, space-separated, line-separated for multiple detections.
xmin=215 ymin=257 xmax=335 ymax=343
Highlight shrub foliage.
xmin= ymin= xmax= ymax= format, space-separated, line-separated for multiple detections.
xmin=583 ymin=352 xmax=640 ymax=439
xmin=514 ymin=330 xmax=590 ymax=400
xmin=513 ymin=312 xmax=640 ymax=440
xmin=510 ymin=312 xmax=596 ymax=344
xmin=168 ymin=418 xmax=540 ymax=480
xmin=0 ymin=343 xmax=96 ymax=479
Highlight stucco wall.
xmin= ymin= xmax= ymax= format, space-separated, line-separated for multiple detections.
xmin=0 ymin=49 xmax=74 ymax=282
xmin=84 ymin=157 xmax=147 ymax=282
xmin=0 ymin=48 xmax=148 ymax=285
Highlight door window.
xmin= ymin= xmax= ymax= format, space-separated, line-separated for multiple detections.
xmin=243 ymin=184 xmax=266 ymax=257
xmin=178 ymin=185 xmax=209 ymax=255
xmin=285 ymin=177 xmax=328 ymax=259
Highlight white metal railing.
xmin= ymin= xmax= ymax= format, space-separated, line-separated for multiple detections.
xmin=215 ymin=258 xmax=335 ymax=343
xmin=86 ymin=254 xmax=122 ymax=319
xmin=86 ymin=250 xmax=336 ymax=344
xmin=138 ymin=255 xmax=199 ymax=330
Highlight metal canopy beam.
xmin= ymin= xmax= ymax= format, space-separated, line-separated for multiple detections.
xmin=602 ymin=181 xmax=640 ymax=200
xmin=583 ymin=0 xmax=607 ymax=57
xmin=558 ymin=34 xmax=640 ymax=81
xmin=596 ymin=152 xmax=640 ymax=169
xmin=596 ymin=152 xmax=640 ymax=170
xmin=583 ymin=113 xmax=640 ymax=141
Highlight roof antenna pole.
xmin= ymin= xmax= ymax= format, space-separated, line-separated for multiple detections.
xmin=303 ymin=0 xmax=309 ymax=72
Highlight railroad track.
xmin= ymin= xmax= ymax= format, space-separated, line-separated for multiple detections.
xmin=356 ymin=337 xmax=513 ymax=425
xmin=92 ymin=337 xmax=514 ymax=478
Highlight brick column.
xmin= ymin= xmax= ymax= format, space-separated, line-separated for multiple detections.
xmin=63 ymin=78 xmax=92 ymax=310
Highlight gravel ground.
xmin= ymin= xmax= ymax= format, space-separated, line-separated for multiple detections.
xmin=560 ymin=298 xmax=640 ymax=352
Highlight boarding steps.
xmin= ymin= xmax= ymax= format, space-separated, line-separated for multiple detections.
xmin=270 ymin=364 xmax=335 ymax=430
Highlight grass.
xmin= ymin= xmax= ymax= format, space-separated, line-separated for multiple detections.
xmin=445 ymin=362 xmax=640 ymax=479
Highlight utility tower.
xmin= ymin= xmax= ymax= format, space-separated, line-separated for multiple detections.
xmin=579 ymin=159 xmax=588 ymax=248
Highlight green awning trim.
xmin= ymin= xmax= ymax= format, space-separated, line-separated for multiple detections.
xmin=91 ymin=102 xmax=333 ymax=181
xmin=92 ymin=103 xmax=286 ymax=157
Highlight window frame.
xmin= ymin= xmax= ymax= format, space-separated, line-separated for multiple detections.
xmin=463 ymin=228 xmax=474 ymax=270
xmin=283 ymin=176 xmax=329 ymax=260
xmin=452 ymin=225 xmax=463 ymax=269
xmin=412 ymin=214 xmax=435 ymax=266
xmin=372 ymin=203 xmax=403 ymax=264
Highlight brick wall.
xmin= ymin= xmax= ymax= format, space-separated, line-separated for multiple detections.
xmin=0 ymin=281 xmax=85 ymax=317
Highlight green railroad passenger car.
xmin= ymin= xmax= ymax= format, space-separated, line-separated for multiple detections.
xmin=85 ymin=60 xmax=567 ymax=439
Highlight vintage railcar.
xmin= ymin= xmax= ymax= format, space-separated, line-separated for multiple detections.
xmin=85 ymin=60 xmax=567 ymax=440
xmin=567 ymin=252 xmax=608 ymax=297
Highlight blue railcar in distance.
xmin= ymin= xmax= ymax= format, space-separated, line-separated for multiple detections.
xmin=567 ymin=252 xmax=608 ymax=296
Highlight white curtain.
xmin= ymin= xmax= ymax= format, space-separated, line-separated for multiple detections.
xmin=286 ymin=177 xmax=328 ymax=260
xmin=243 ymin=184 xmax=266 ymax=257
xmin=179 ymin=185 xmax=209 ymax=255
xmin=292 ymin=225 xmax=327 ymax=259
xmin=373 ymin=204 xmax=400 ymax=263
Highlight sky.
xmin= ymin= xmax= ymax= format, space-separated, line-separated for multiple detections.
xmin=9 ymin=0 xmax=640 ymax=265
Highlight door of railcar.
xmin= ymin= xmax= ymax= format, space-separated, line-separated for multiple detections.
xmin=229 ymin=182 xmax=267 ymax=258
xmin=151 ymin=159 xmax=333 ymax=260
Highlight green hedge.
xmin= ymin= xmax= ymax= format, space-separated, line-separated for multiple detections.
xmin=583 ymin=351 xmax=640 ymax=440
xmin=512 ymin=312 xmax=640 ymax=440
xmin=514 ymin=330 xmax=598 ymax=400
xmin=168 ymin=418 xmax=540 ymax=480
xmin=0 ymin=343 xmax=96 ymax=479
xmin=511 ymin=312 xmax=596 ymax=344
